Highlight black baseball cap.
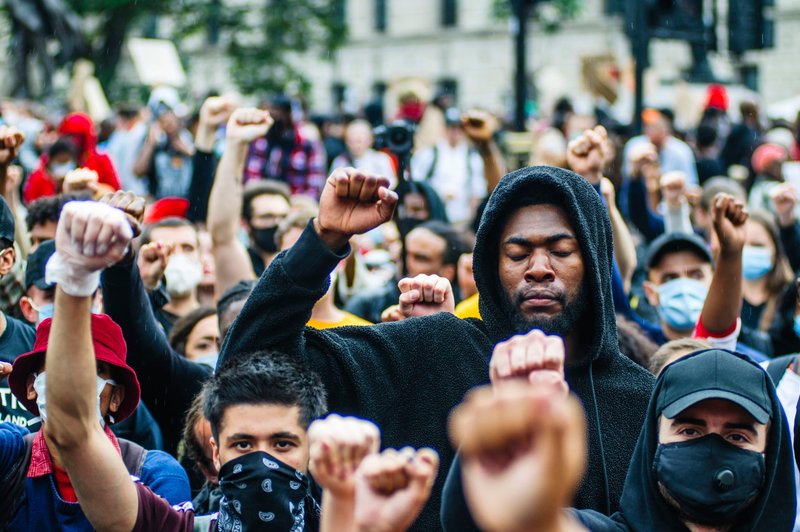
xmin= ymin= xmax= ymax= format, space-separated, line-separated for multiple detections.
xmin=657 ymin=349 xmax=771 ymax=424
xmin=25 ymin=240 xmax=56 ymax=292
xmin=645 ymin=232 xmax=713 ymax=270
xmin=0 ymin=196 xmax=14 ymax=244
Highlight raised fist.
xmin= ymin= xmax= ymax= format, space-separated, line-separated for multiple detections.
xmin=63 ymin=168 xmax=100 ymax=193
xmin=450 ymin=383 xmax=586 ymax=532
xmin=315 ymin=168 xmax=398 ymax=250
xmin=51 ymin=201 xmax=133 ymax=297
xmin=308 ymin=414 xmax=380 ymax=499
xmin=489 ymin=329 xmax=568 ymax=396
xmin=660 ymin=171 xmax=687 ymax=210
xmin=711 ymin=193 xmax=749 ymax=256
xmin=199 ymin=96 xmax=235 ymax=129
xmin=397 ymin=274 xmax=455 ymax=318
xmin=461 ymin=110 xmax=497 ymax=145
xmin=353 ymin=447 xmax=439 ymax=532
xmin=137 ymin=241 xmax=175 ymax=291
xmin=99 ymin=190 xmax=146 ymax=237
xmin=770 ymin=182 xmax=797 ymax=227
xmin=0 ymin=126 xmax=25 ymax=165
xmin=566 ymin=125 xmax=610 ymax=184
xmin=226 ymin=108 xmax=274 ymax=145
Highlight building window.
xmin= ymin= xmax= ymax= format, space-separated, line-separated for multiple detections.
xmin=604 ymin=0 xmax=625 ymax=15
xmin=442 ymin=0 xmax=457 ymax=27
xmin=375 ymin=0 xmax=387 ymax=32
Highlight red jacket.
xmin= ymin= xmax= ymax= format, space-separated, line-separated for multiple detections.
xmin=24 ymin=113 xmax=121 ymax=204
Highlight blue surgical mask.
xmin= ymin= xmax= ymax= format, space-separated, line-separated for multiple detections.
xmin=29 ymin=301 xmax=54 ymax=326
xmin=657 ymin=277 xmax=708 ymax=332
xmin=194 ymin=352 xmax=219 ymax=369
xmin=742 ymin=245 xmax=773 ymax=281
xmin=49 ymin=161 xmax=76 ymax=179
xmin=793 ymin=315 xmax=800 ymax=339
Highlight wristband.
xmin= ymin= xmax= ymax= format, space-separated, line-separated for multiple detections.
xmin=45 ymin=252 xmax=101 ymax=297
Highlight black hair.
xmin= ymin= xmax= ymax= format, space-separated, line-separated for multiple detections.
xmin=696 ymin=124 xmax=718 ymax=149
xmin=25 ymin=192 xmax=91 ymax=231
xmin=203 ymin=350 xmax=327 ymax=441
xmin=169 ymin=306 xmax=218 ymax=356
xmin=140 ymin=217 xmax=196 ymax=246
xmin=241 ymin=180 xmax=291 ymax=222
xmin=217 ymin=280 xmax=256 ymax=320
xmin=47 ymin=138 xmax=78 ymax=160
xmin=412 ymin=220 xmax=468 ymax=267
xmin=0 ymin=237 xmax=12 ymax=252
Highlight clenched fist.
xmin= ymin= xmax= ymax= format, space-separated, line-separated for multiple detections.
xmin=226 ymin=108 xmax=274 ymax=145
xmin=0 ymin=126 xmax=25 ymax=165
xmin=99 ymin=190 xmax=146 ymax=237
xmin=397 ymin=274 xmax=455 ymax=318
xmin=137 ymin=241 xmax=175 ymax=291
xmin=711 ymin=193 xmax=748 ymax=257
xmin=489 ymin=329 xmax=568 ymax=397
xmin=566 ymin=125 xmax=610 ymax=184
xmin=315 ymin=168 xmax=398 ymax=250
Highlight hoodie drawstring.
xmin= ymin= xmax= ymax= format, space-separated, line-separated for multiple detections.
xmin=589 ymin=360 xmax=611 ymax=515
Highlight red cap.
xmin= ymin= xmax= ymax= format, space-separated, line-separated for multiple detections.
xmin=705 ymin=84 xmax=729 ymax=112
xmin=144 ymin=197 xmax=189 ymax=224
xmin=9 ymin=314 xmax=141 ymax=422
xmin=751 ymin=143 xmax=788 ymax=175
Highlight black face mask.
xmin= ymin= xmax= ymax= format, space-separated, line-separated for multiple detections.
xmin=654 ymin=433 xmax=766 ymax=526
xmin=217 ymin=451 xmax=320 ymax=531
xmin=251 ymin=226 xmax=279 ymax=253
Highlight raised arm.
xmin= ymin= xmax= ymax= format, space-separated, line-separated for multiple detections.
xmin=699 ymin=194 xmax=748 ymax=335
xmin=462 ymin=110 xmax=505 ymax=195
xmin=45 ymin=201 xmax=139 ymax=531
xmin=207 ymin=108 xmax=272 ymax=295
xmin=187 ymin=97 xmax=233 ymax=223
xmin=771 ymin=184 xmax=800 ymax=272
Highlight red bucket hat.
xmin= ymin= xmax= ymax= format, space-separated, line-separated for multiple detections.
xmin=144 ymin=197 xmax=189 ymax=225
xmin=8 ymin=314 xmax=141 ymax=422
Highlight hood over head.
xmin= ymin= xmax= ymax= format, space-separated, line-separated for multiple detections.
xmin=472 ymin=165 xmax=616 ymax=366
xmin=58 ymin=112 xmax=97 ymax=155
xmin=617 ymin=349 xmax=795 ymax=531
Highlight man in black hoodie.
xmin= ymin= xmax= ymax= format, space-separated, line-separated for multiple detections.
xmin=454 ymin=348 xmax=796 ymax=531
xmin=218 ymin=162 xmax=655 ymax=530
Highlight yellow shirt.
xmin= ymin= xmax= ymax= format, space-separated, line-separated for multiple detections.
xmin=307 ymin=311 xmax=372 ymax=329
xmin=454 ymin=293 xmax=481 ymax=319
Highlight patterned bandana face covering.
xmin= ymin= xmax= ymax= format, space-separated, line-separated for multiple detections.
xmin=217 ymin=450 xmax=320 ymax=532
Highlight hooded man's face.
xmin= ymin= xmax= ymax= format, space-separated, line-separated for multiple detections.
xmin=497 ymin=204 xmax=587 ymax=336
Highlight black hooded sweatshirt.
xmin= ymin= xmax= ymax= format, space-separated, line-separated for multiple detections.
xmin=575 ymin=349 xmax=796 ymax=531
xmin=217 ymin=166 xmax=654 ymax=531
xmin=441 ymin=166 xmax=655 ymax=530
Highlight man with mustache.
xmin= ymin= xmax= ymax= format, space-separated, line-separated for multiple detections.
xmin=216 ymin=123 xmax=659 ymax=529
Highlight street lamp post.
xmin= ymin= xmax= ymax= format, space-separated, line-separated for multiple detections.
xmin=512 ymin=0 xmax=531 ymax=132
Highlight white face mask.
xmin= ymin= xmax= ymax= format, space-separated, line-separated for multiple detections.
xmin=49 ymin=161 xmax=77 ymax=179
xmin=164 ymin=253 xmax=203 ymax=297
xmin=33 ymin=372 xmax=117 ymax=427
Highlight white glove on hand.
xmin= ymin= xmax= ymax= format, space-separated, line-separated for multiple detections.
xmin=46 ymin=201 xmax=133 ymax=297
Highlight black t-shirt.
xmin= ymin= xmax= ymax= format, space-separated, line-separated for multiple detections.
xmin=0 ymin=314 xmax=37 ymax=430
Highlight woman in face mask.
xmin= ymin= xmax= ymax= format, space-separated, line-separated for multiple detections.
xmin=740 ymin=211 xmax=794 ymax=334
xmin=168 ymin=306 xmax=220 ymax=368
xmin=23 ymin=139 xmax=79 ymax=204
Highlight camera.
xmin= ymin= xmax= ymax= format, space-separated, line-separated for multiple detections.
xmin=373 ymin=120 xmax=416 ymax=158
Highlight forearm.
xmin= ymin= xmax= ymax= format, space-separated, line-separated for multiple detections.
xmin=208 ymin=141 xmax=248 ymax=244
xmin=132 ymin=141 xmax=155 ymax=177
xmin=476 ymin=141 xmax=504 ymax=195
xmin=194 ymin=124 xmax=217 ymax=152
xmin=779 ymin=222 xmax=800 ymax=272
xmin=187 ymin=150 xmax=217 ymax=223
xmin=701 ymin=249 xmax=743 ymax=333
xmin=628 ymin=179 xmax=665 ymax=241
xmin=218 ymin=221 xmax=346 ymax=364
xmin=46 ymin=288 xmax=96 ymax=446
xmin=607 ymin=205 xmax=636 ymax=290
xmin=663 ymin=202 xmax=693 ymax=234
xmin=321 ymin=494 xmax=356 ymax=532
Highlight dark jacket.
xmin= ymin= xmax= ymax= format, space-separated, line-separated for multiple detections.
xmin=441 ymin=166 xmax=655 ymax=530
xmin=102 ymin=257 xmax=211 ymax=455
xmin=575 ymin=350 xmax=796 ymax=531
xmin=219 ymin=166 xmax=654 ymax=531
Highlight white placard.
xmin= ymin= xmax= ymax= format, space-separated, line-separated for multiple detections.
xmin=128 ymin=38 xmax=187 ymax=88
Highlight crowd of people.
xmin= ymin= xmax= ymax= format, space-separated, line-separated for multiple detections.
xmin=1 ymin=82 xmax=800 ymax=531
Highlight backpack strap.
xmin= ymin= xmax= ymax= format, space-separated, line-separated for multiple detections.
xmin=766 ymin=354 xmax=797 ymax=387
xmin=425 ymin=146 xmax=439 ymax=180
xmin=0 ymin=432 xmax=35 ymax=528
xmin=118 ymin=438 xmax=147 ymax=478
